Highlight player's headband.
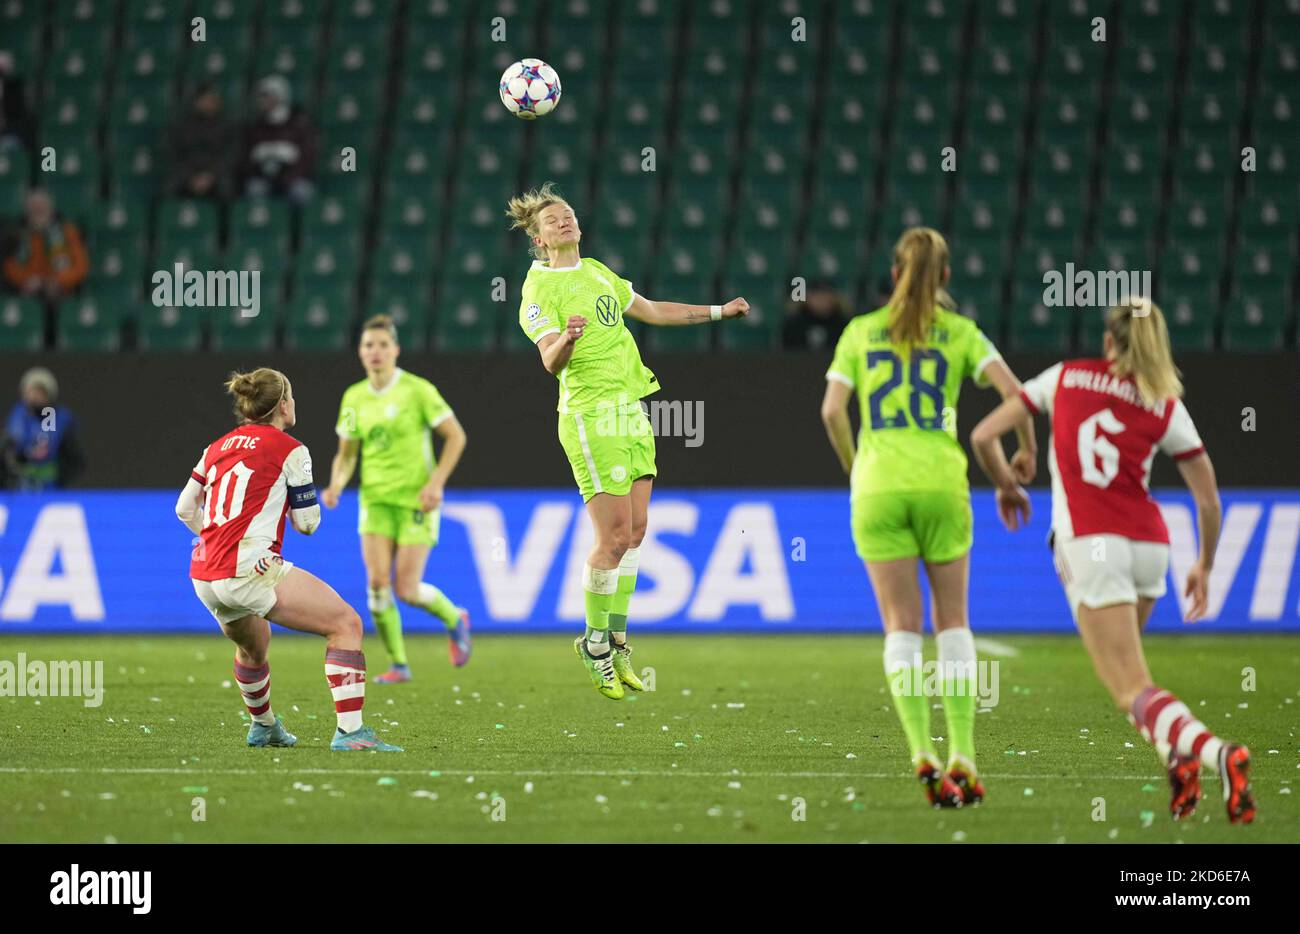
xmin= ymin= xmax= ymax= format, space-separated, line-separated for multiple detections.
xmin=255 ymin=374 xmax=287 ymax=422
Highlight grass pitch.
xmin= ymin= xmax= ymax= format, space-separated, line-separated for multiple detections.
xmin=1 ymin=633 xmax=1296 ymax=843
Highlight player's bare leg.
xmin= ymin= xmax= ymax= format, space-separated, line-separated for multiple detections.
xmin=220 ymin=614 xmax=295 ymax=748
xmin=269 ymin=567 xmax=402 ymax=751
xmin=362 ymin=533 xmax=410 ymax=682
xmin=925 ymin=553 xmax=983 ymax=804
xmin=866 ymin=558 xmax=963 ymax=808
xmin=1078 ymin=603 xmax=1251 ymax=823
xmin=576 ymin=491 xmax=632 ymax=699
xmin=395 ymin=542 xmax=471 ymax=668
xmin=608 ymin=477 xmax=651 ymax=692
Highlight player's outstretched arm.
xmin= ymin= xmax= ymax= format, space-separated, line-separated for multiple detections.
xmin=970 ymin=396 xmax=1033 ymax=531
xmin=981 ymin=359 xmax=1038 ymax=484
xmin=1176 ymin=452 xmax=1222 ymax=623
xmin=625 ymin=293 xmax=749 ymax=326
xmin=819 ymin=379 xmax=855 ymax=477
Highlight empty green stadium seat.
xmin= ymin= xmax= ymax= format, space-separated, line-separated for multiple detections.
xmin=286 ymin=290 xmax=354 ymax=351
xmin=137 ymin=302 xmax=203 ymax=351
xmin=1223 ymin=287 xmax=1289 ymax=351
xmin=434 ymin=276 xmax=498 ymax=351
xmin=211 ymin=304 xmax=278 ymax=352
xmin=0 ymin=297 xmax=45 ymax=351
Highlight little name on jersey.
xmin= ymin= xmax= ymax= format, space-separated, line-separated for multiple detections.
xmin=865 ymin=324 xmax=952 ymax=345
xmin=219 ymin=434 xmax=261 ymax=452
xmin=1061 ymin=366 xmax=1166 ymax=416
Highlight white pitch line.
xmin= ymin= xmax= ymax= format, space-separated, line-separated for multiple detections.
xmin=0 ymin=766 xmax=1154 ymax=781
xmin=973 ymin=638 xmax=1021 ymax=657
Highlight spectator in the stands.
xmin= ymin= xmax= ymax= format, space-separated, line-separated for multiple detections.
xmin=783 ymin=280 xmax=850 ymax=351
xmin=167 ymin=82 xmax=234 ymax=200
xmin=0 ymin=51 xmax=33 ymax=151
xmin=3 ymin=189 xmax=89 ymax=304
xmin=241 ymin=74 xmax=318 ymax=204
xmin=1 ymin=367 xmax=85 ymax=491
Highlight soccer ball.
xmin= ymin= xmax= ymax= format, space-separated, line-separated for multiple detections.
xmin=499 ymin=58 xmax=562 ymax=120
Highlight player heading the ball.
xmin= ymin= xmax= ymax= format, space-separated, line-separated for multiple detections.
xmin=506 ymin=181 xmax=749 ymax=701
xmin=176 ymin=368 xmax=402 ymax=752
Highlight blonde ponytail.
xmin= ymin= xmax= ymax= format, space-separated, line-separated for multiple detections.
xmin=1106 ymin=298 xmax=1183 ymax=403
xmin=888 ymin=227 xmax=950 ymax=347
xmin=225 ymin=367 xmax=289 ymax=424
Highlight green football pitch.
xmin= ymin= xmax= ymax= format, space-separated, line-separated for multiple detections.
xmin=1 ymin=634 xmax=1296 ymax=843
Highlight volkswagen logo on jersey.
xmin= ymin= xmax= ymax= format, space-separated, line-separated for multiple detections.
xmin=595 ymin=294 xmax=618 ymax=326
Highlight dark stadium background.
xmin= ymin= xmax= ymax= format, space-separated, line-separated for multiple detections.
xmin=0 ymin=0 xmax=1297 ymax=486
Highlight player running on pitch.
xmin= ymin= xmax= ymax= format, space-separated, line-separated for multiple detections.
xmin=176 ymin=368 xmax=401 ymax=751
xmin=820 ymin=227 xmax=1036 ymax=807
xmin=970 ymin=298 xmax=1254 ymax=824
xmin=321 ymin=314 xmax=471 ymax=683
xmin=507 ymin=182 xmax=748 ymax=700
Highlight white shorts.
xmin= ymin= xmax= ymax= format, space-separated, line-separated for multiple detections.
xmin=192 ymin=556 xmax=294 ymax=626
xmin=1053 ymin=533 xmax=1169 ymax=619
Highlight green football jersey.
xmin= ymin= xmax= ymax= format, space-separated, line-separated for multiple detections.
xmin=826 ymin=306 xmax=1003 ymax=496
xmin=518 ymin=256 xmax=659 ymax=413
xmin=335 ymin=368 xmax=453 ymax=508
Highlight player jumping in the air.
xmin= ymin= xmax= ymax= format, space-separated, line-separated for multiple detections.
xmin=506 ymin=182 xmax=749 ymax=699
xmin=176 ymin=368 xmax=401 ymax=751
xmin=820 ymin=227 xmax=1036 ymax=807
xmin=970 ymin=298 xmax=1255 ymax=824
xmin=321 ymin=314 xmax=471 ymax=683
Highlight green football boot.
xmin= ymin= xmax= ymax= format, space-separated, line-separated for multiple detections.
xmin=611 ymin=643 xmax=645 ymax=692
xmin=574 ymin=637 xmax=624 ymax=700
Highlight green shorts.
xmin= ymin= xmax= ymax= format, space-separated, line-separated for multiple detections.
xmin=558 ymin=404 xmax=657 ymax=502
xmin=358 ymin=499 xmax=441 ymax=547
xmin=851 ymin=490 xmax=972 ymax=563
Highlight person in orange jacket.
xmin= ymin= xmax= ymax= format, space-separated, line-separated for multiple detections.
xmin=3 ymin=189 xmax=89 ymax=303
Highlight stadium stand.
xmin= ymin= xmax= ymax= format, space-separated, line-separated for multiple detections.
xmin=0 ymin=0 xmax=1293 ymax=352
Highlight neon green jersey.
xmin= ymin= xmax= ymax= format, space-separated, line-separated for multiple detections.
xmin=518 ymin=256 xmax=659 ymax=413
xmin=335 ymin=368 xmax=453 ymax=508
xmin=826 ymin=306 xmax=1003 ymax=496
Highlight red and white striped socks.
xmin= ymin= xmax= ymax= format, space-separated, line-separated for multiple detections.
xmin=1131 ymin=685 xmax=1225 ymax=768
xmin=235 ymin=660 xmax=276 ymax=726
xmin=325 ymin=647 xmax=366 ymax=734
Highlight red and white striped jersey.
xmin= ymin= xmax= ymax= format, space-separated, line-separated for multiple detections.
xmin=1020 ymin=358 xmax=1205 ymax=544
xmin=187 ymin=424 xmax=315 ymax=581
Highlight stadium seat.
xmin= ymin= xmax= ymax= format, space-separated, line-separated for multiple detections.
xmin=1223 ymin=287 xmax=1289 ymax=351
xmin=0 ymin=297 xmax=45 ymax=351
xmin=137 ymin=302 xmax=203 ymax=351
xmin=285 ymin=290 xmax=355 ymax=351
xmin=211 ymin=304 xmax=278 ymax=352
xmin=434 ymin=275 xmax=499 ymax=351
xmin=368 ymin=281 xmax=431 ymax=350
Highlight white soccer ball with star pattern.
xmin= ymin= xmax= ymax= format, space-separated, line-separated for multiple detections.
xmin=499 ymin=58 xmax=562 ymax=120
